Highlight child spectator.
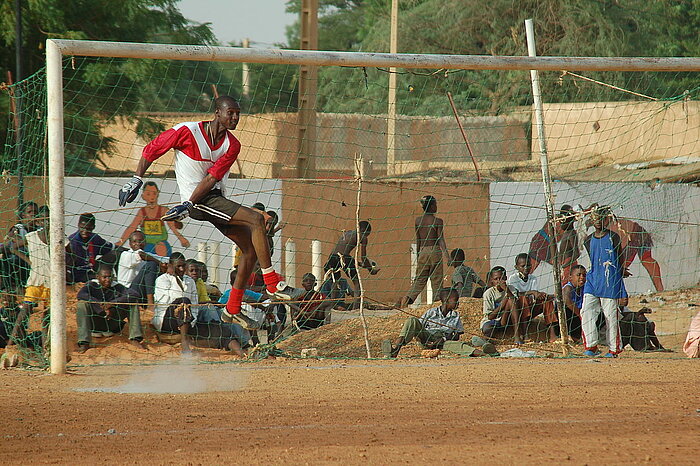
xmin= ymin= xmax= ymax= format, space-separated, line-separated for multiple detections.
xmin=397 ymin=196 xmax=448 ymax=308
xmin=319 ymin=275 xmax=354 ymax=312
xmin=116 ymin=230 xmax=162 ymax=311
xmin=287 ymin=273 xmax=333 ymax=330
xmin=324 ymin=221 xmax=379 ymax=309
xmin=562 ymin=264 xmax=586 ymax=343
xmin=67 ymin=213 xmax=114 ymax=283
xmin=186 ymin=259 xmax=211 ymax=303
xmin=75 ymin=265 xmax=145 ymax=353
xmin=382 ymin=288 xmax=464 ymax=358
xmin=506 ymin=252 xmax=559 ymax=344
xmin=480 ymin=266 xmax=516 ymax=339
xmin=449 ymin=248 xmax=485 ymax=298
xmin=116 ymin=181 xmax=190 ymax=256
xmin=580 ymin=205 xmax=628 ymax=358
xmin=199 ymin=262 xmax=222 ymax=301
xmin=0 ymin=200 xmax=39 ymax=291
xmin=528 ymin=204 xmax=580 ymax=283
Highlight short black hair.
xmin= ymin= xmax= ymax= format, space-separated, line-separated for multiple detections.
xmin=571 ymin=264 xmax=586 ymax=274
xmin=78 ymin=213 xmax=96 ymax=227
xmin=144 ymin=180 xmax=159 ymax=190
xmin=420 ymin=195 xmax=437 ymax=212
xmin=450 ymin=248 xmax=465 ymax=264
xmin=266 ymin=210 xmax=279 ymax=221
xmin=229 ymin=269 xmax=238 ymax=285
xmin=17 ymin=201 xmax=38 ymax=219
xmin=438 ymin=287 xmax=459 ymax=302
xmin=487 ymin=265 xmax=506 ymax=282
xmin=251 ymin=202 xmax=266 ymax=211
xmin=359 ymin=220 xmax=372 ymax=234
xmin=215 ymin=95 xmax=239 ymax=110
xmin=302 ymin=272 xmax=316 ymax=281
xmin=169 ymin=252 xmax=186 ymax=263
xmin=515 ymin=252 xmax=529 ymax=265
xmin=560 ymin=204 xmax=575 ymax=231
xmin=96 ymin=263 xmax=113 ymax=275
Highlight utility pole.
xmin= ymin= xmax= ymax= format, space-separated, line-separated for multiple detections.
xmin=242 ymin=38 xmax=250 ymax=99
xmin=297 ymin=0 xmax=318 ymax=178
xmin=386 ymin=0 xmax=398 ymax=176
xmin=15 ymin=0 xmax=24 ymax=206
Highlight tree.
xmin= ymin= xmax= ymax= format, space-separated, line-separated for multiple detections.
xmin=0 ymin=0 xmax=220 ymax=176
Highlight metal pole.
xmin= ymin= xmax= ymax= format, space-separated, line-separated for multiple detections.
xmin=46 ymin=40 xmax=67 ymax=374
xmin=386 ymin=0 xmax=398 ymax=175
xmin=525 ymin=19 xmax=569 ymax=354
xmin=15 ymin=0 xmax=24 ymax=207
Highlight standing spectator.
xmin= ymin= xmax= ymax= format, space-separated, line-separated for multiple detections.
xmin=580 ymin=206 xmax=628 ymax=358
xmin=75 ymin=265 xmax=145 ymax=353
xmin=67 ymin=213 xmax=114 ymax=283
xmin=528 ymin=204 xmax=580 ymax=283
xmin=397 ymin=195 xmax=448 ymax=307
xmin=0 ymin=201 xmax=39 ymax=291
xmin=324 ymin=221 xmax=379 ymax=309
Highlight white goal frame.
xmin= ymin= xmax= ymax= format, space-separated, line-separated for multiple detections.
xmin=46 ymin=38 xmax=700 ymax=373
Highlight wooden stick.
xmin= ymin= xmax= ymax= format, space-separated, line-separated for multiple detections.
xmin=446 ymin=91 xmax=481 ymax=181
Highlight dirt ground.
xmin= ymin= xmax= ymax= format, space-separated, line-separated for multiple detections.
xmin=1 ymin=358 xmax=698 ymax=464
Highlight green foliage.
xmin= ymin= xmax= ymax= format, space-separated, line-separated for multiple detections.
xmin=0 ymin=0 xmax=220 ymax=176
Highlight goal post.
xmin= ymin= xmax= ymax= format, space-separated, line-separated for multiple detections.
xmin=44 ymin=39 xmax=700 ymax=373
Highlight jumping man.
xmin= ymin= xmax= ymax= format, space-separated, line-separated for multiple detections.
xmin=118 ymin=95 xmax=290 ymax=330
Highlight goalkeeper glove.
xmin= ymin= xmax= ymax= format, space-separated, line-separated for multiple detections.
xmin=118 ymin=176 xmax=143 ymax=206
xmin=161 ymin=201 xmax=193 ymax=222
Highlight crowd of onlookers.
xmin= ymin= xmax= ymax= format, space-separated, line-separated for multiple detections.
xmin=1 ymin=197 xmax=697 ymax=362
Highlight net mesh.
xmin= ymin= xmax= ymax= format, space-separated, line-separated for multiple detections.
xmin=1 ymin=54 xmax=698 ymax=366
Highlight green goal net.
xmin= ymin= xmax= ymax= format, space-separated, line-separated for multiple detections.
xmin=1 ymin=43 xmax=699 ymax=368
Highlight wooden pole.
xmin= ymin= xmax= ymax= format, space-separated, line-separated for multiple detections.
xmin=386 ymin=0 xmax=398 ymax=176
xmin=446 ymin=91 xmax=481 ymax=181
xmin=297 ymin=0 xmax=318 ymax=178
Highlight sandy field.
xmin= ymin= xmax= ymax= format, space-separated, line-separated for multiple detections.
xmin=1 ymin=358 xmax=699 ymax=464
xmin=1 ymin=286 xmax=698 ymax=463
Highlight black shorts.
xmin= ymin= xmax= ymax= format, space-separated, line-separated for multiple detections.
xmin=189 ymin=189 xmax=241 ymax=225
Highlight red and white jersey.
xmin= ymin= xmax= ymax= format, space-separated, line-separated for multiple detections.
xmin=142 ymin=121 xmax=241 ymax=202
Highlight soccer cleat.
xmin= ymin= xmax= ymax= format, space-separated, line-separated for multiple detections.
xmin=603 ymin=352 xmax=618 ymax=358
xmin=583 ymin=349 xmax=602 ymax=357
xmin=221 ymin=310 xmax=261 ymax=330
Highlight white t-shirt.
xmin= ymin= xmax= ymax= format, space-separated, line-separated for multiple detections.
xmin=117 ymin=249 xmax=144 ymax=288
xmin=507 ymin=273 xmax=539 ymax=296
xmin=25 ymin=230 xmax=51 ymax=288
xmin=153 ymin=273 xmax=198 ymax=331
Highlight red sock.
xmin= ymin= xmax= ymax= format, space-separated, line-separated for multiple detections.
xmin=262 ymin=271 xmax=283 ymax=293
xmin=225 ymin=288 xmax=245 ymax=315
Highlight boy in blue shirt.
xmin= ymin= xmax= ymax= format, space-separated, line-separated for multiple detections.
xmin=581 ymin=206 xmax=629 ymax=358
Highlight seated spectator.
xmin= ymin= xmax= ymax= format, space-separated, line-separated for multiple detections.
xmin=382 ymin=288 xmax=464 ymax=358
xmin=449 ymin=248 xmax=486 ymax=299
xmin=480 ymin=266 xmax=514 ymax=339
xmin=319 ymin=275 xmax=354 ymax=312
xmin=683 ymin=309 xmax=700 ymax=358
xmin=116 ymin=230 xmax=163 ymax=311
xmin=67 ymin=213 xmax=114 ymax=283
xmin=287 ymin=273 xmax=333 ymax=330
xmin=76 ymin=264 xmax=145 ymax=353
xmin=186 ymin=259 xmax=211 ymax=304
xmin=618 ymin=306 xmax=667 ymax=352
xmin=265 ymin=210 xmax=283 ymax=254
xmin=0 ymin=201 xmax=39 ymax=291
xmin=505 ymin=252 xmax=559 ymax=344
xmin=199 ymin=261 xmax=222 ymax=301
xmin=562 ymin=264 xmax=586 ymax=343
xmin=155 ymin=253 xmax=246 ymax=356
